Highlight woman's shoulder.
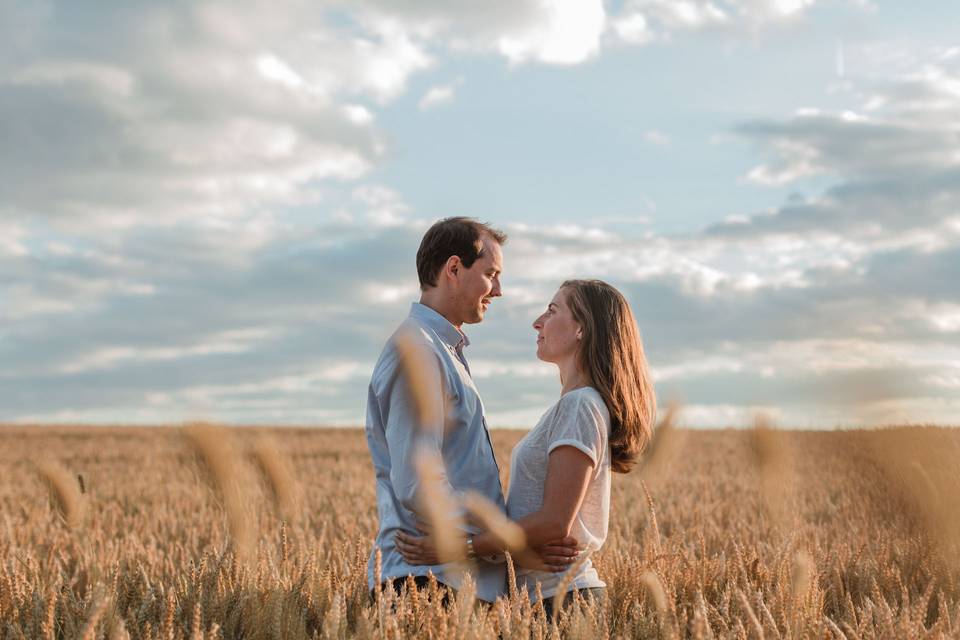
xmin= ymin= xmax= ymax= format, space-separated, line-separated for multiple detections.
xmin=558 ymin=386 xmax=609 ymax=419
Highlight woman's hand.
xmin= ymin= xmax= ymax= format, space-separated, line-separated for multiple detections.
xmin=535 ymin=536 xmax=581 ymax=571
xmin=396 ymin=528 xmax=581 ymax=572
xmin=395 ymin=530 xmax=440 ymax=565
xmin=511 ymin=536 xmax=580 ymax=572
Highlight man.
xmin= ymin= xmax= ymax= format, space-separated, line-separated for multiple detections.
xmin=364 ymin=217 xmax=573 ymax=603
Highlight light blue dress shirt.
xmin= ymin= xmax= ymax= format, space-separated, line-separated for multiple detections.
xmin=365 ymin=303 xmax=506 ymax=601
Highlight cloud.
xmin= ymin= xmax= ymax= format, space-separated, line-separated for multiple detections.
xmin=2 ymin=202 xmax=958 ymax=426
xmin=710 ymin=54 xmax=960 ymax=251
xmin=495 ymin=0 xmax=606 ymax=65
xmin=2 ymin=2 xmax=957 ymax=428
xmin=643 ymin=129 xmax=671 ymax=146
xmin=0 ymin=0 xmax=857 ymax=232
xmin=609 ymin=0 xmax=826 ymax=43
xmin=0 ymin=2 xmax=428 ymax=230
xmin=418 ymin=80 xmax=462 ymax=110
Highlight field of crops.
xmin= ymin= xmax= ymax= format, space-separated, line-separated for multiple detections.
xmin=1 ymin=424 xmax=958 ymax=639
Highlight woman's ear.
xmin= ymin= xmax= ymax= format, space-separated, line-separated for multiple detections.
xmin=576 ymin=327 xmax=583 ymax=340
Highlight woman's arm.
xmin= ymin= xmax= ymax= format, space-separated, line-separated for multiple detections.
xmin=473 ymin=445 xmax=594 ymax=557
xmin=394 ymin=446 xmax=595 ymax=571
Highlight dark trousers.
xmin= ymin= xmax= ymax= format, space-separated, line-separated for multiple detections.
xmin=370 ymin=575 xmax=452 ymax=606
xmin=540 ymin=587 xmax=606 ymax=619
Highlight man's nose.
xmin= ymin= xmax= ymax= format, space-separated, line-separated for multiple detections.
xmin=491 ymin=277 xmax=502 ymax=297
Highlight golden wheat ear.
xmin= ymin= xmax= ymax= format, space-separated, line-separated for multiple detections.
xmin=182 ymin=422 xmax=254 ymax=561
xmin=749 ymin=413 xmax=793 ymax=528
xmin=34 ymin=459 xmax=87 ymax=529
xmin=640 ymin=402 xmax=686 ymax=483
xmin=551 ymin=550 xmax=593 ymax=621
xmin=398 ymin=326 xmax=468 ymax=567
xmin=394 ymin=327 xmax=444 ymax=433
xmin=251 ymin=435 xmax=301 ymax=524
xmin=462 ymin=490 xmax=526 ymax=552
xmin=413 ymin=445 xmax=467 ymax=564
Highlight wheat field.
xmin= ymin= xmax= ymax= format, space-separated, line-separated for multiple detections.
xmin=1 ymin=423 xmax=959 ymax=639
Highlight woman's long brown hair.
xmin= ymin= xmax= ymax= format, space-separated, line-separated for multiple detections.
xmin=562 ymin=279 xmax=656 ymax=473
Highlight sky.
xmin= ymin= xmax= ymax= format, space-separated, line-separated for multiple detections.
xmin=2 ymin=0 xmax=959 ymax=428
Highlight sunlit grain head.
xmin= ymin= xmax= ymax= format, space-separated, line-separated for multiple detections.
xmin=394 ymin=327 xmax=444 ymax=432
xmin=34 ymin=459 xmax=86 ymax=529
xmin=639 ymin=402 xmax=686 ymax=484
xmin=182 ymin=422 xmax=254 ymax=561
xmin=413 ymin=445 xmax=467 ymax=564
xmin=462 ymin=491 xmax=526 ymax=552
xmin=251 ymin=435 xmax=301 ymax=523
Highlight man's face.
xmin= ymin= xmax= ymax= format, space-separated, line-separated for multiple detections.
xmin=456 ymin=234 xmax=503 ymax=325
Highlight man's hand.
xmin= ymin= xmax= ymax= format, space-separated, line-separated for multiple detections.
xmin=395 ymin=530 xmax=440 ymax=565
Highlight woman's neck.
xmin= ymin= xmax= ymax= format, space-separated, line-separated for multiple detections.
xmin=558 ymin=357 xmax=589 ymax=395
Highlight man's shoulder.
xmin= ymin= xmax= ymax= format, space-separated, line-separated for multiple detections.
xmin=391 ymin=317 xmax=443 ymax=352
xmin=372 ymin=318 xmax=441 ymax=375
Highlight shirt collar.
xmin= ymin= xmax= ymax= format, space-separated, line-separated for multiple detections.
xmin=409 ymin=302 xmax=469 ymax=349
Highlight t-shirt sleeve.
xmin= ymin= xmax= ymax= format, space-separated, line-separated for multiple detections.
xmin=546 ymin=391 xmax=607 ymax=467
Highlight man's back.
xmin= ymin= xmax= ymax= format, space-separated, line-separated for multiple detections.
xmin=365 ymin=302 xmax=506 ymax=601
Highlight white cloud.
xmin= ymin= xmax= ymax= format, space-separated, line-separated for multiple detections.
xmin=350 ymin=184 xmax=411 ymax=227
xmin=13 ymin=60 xmax=135 ymax=97
xmin=2 ymin=1 xmax=958 ymax=428
xmin=349 ymin=17 xmax=434 ymax=102
xmin=256 ymin=53 xmax=307 ymax=90
xmin=610 ymin=12 xmax=653 ymax=44
xmin=610 ymin=0 xmax=829 ymax=43
xmin=676 ymin=404 xmax=784 ymax=429
xmin=342 ymin=104 xmax=374 ymax=125
xmin=643 ymin=129 xmax=671 ymax=146
xmin=418 ymin=81 xmax=460 ymax=110
xmin=55 ymin=329 xmax=279 ymax=375
xmin=496 ymin=0 xmax=606 ymax=65
xmin=0 ymin=222 xmax=28 ymax=257
xmin=921 ymin=303 xmax=960 ymax=333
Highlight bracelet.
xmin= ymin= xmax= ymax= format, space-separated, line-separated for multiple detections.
xmin=465 ymin=535 xmax=477 ymax=559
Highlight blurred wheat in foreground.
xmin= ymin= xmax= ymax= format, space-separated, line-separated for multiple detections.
xmin=1 ymin=425 xmax=959 ymax=639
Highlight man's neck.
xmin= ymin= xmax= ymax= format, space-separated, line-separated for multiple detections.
xmin=418 ymin=293 xmax=462 ymax=330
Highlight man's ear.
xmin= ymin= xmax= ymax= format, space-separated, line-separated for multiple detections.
xmin=442 ymin=255 xmax=461 ymax=283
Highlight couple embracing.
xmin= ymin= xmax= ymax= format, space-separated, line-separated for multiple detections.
xmin=364 ymin=217 xmax=655 ymax=616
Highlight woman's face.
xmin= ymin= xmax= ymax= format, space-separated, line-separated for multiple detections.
xmin=533 ymin=287 xmax=582 ymax=364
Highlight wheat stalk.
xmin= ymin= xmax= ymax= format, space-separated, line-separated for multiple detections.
xmin=251 ymin=436 xmax=301 ymax=523
xmin=182 ymin=422 xmax=253 ymax=561
xmin=413 ymin=446 xmax=467 ymax=564
xmin=35 ymin=459 xmax=86 ymax=529
xmin=463 ymin=490 xmax=526 ymax=551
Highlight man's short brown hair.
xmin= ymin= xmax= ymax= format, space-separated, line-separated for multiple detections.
xmin=416 ymin=217 xmax=507 ymax=289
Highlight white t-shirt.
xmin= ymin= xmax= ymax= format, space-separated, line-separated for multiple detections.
xmin=505 ymin=386 xmax=611 ymax=600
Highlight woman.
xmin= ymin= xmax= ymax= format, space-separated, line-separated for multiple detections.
xmin=396 ymin=279 xmax=656 ymax=615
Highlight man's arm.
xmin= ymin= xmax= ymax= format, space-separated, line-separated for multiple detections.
xmin=380 ymin=338 xmax=462 ymax=526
